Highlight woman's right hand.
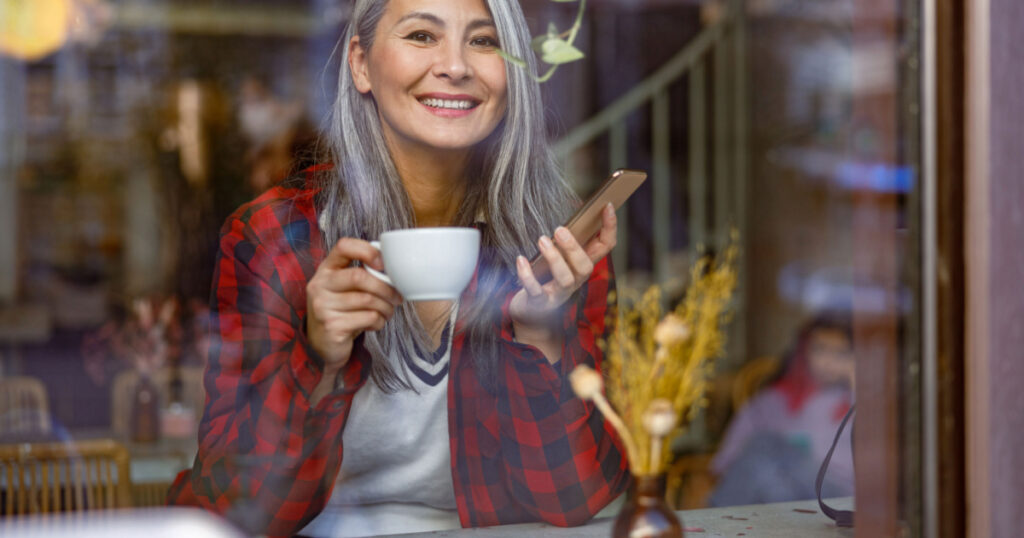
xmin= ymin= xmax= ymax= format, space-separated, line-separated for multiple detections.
xmin=306 ymin=238 xmax=403 ymax=372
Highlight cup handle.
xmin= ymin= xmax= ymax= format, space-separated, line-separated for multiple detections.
xmin=364 ymin=241 xmax=393 ymax=286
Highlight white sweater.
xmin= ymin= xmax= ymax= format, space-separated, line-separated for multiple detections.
xmin=299 ymin=307 xmax=461 ymax=538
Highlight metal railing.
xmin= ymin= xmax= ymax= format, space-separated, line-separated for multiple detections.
xmin=554 ymin=0 xmax=748 ymax=296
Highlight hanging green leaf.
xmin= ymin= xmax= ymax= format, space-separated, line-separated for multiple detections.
xmin=531 ymin=34 xmax=549 ymax=53
xmin=498 ymin=0 xmax=588 ymax=82
xmin=540 ymin=38 xmax=584 ymax=65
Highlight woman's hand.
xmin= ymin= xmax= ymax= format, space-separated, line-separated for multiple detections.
xmin=306 ymin=238 xmax=403 ymax=374
xmin=509 ymin=203 xmax=617 ymax=361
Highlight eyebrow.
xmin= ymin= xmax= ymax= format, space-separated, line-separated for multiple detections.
xmin=394 ymin=12 xmax=496 ymax=32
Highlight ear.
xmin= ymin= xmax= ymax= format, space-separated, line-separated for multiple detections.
xmin=348 ymin=36 xmax=372 ymax=94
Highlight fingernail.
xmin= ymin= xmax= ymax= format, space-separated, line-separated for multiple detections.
xmin=516 ymin=255 xmax=527 ymax=268
xmin=605 ymin=202 xmax=615 ymax=213
xmin=539 ymin=235 xmax=553 ymax=249
xmin=554 ymin=227 xmax=571 ymax=242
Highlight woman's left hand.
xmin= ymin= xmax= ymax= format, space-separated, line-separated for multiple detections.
xmin=509 ymin=203 xmax=617 ymax=345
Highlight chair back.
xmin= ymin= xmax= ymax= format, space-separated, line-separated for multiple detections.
xmin=0 ymin=439 xmax=132 ymax=514
xmin=0 ymin=376 xmax=52 ymax=438
xmin=731 ymin=355 xmax=781 ymax=412
xmin=110 ymin=366 xmax=205 ymax=437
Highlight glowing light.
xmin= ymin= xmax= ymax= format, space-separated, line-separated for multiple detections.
xmin=0 ymin=0 xmax=72 ymax=61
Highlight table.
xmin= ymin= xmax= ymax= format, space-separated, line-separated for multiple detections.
xmin=71 ymin=429 xmax=196 ymax=484
xmin=385 ymin=498 xmax=854 ymax=538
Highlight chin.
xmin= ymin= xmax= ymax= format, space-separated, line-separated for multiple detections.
xmin=422 ymin=134 xmax=492 ymax=152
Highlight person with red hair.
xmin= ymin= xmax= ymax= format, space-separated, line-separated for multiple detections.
xmin=709 ymin=313 xmax=855 ymax=506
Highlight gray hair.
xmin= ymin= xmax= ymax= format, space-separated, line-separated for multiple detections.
xmin=319 ymin=0 xmax=578 ymax=392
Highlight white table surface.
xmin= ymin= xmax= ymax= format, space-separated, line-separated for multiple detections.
xmin=382 ymin=498 xmax=854 ymax=538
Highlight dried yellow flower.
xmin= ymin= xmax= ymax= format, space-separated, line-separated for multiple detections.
xmin=654 ymin=314 xmax=690 ymax=347
xmin=600 ymin=235 xmax=739 ymax=475
xmin=642 ymin=399 xmax=677 ymax=438
xmin=569 ymin=365 xmax=603 ymax=401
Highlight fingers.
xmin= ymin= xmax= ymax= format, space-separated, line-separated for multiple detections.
xmin=318 ymin=266 xmax=402 ymax=304
xmin=323 ymin=309 xmax=390 ymax=336
xmin=516 ymin=256 xmax=545 ymax=298
xmin=584 ymin=203 xmax=617 ymax=262
xmin=538 ymin=235 xmax=576 ymax=289
xmin=553 ymin=226 xmax=594 ymax=281
xmin=311 ymin=291 xmax=398 ymax=322
xmin=323 ymin=237 xmax=384 ymax=271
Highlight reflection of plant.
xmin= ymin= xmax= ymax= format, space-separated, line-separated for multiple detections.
xmin=82 ymin=296 xmax=181 ymax=382
xmin=571 ymin=237 xmax=739 ymax=476
xmin=498 ymin=0 xmax=588 ymax=82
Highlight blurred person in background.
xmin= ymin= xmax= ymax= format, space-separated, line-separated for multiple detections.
xmin=709 ymin=313 xmax=855 ymax=506
xmin=167 ymin=0 xmax=629 ymax=536
xmin=238 ymin=75 xmax=319 ymax=194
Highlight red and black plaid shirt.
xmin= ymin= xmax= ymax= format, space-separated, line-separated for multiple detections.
xmin=167 ymin=172 xmax=629 ymax=536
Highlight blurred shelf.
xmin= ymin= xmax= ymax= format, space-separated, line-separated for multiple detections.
xmin=112 ymin=3 xmax=346 ymax=37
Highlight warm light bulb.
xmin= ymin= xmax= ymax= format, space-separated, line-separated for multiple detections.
xmin=0 ymin=0 xmax=72 ymax=61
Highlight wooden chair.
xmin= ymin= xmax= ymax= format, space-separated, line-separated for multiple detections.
xmin=0 ymin=438 xmax=132 ymax=514
xmin=110 ymin=366 xmax=205 ymax=437
xmin=730 ymin=355 xmax=782 ymax=413
xmin=131 ymin=481 xmax=172 ymax=507
xmin=0 ymin=376 xmax=52 ymax=438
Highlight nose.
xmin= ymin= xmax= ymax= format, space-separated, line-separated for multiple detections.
xmin=432 ymin=39 xmax=471 ymax=81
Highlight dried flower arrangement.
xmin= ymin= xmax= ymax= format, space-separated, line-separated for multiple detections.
xmin=571 ymin=239 xmax=738 ymax=477
xmin=82 ymin=296 xmax=181 ymax=383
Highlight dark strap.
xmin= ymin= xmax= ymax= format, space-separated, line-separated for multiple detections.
xmin=816 ymin=404 xmax=855 ymax=527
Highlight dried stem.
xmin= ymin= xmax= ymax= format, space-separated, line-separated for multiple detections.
xmin=591 ymin=392 xmax=641 ymax=471
xmin=649 ymin=436 xmax=663 ymax=475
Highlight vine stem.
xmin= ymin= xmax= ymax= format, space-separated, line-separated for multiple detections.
xmin=566 ymin=0 xmax=587 ymax=46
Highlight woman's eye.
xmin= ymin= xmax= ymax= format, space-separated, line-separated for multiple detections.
xmin=404 ymin=31 xmax=434 ymax=43
xmin=470 ymin=36 xmax=499 ymax=48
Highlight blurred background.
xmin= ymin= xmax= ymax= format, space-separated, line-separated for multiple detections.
xmin=0 ymin=0 xmax=926 ymax=531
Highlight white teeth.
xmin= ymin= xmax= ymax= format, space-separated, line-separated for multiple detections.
xmin=420 ymin=98 xmax=476 ymax=110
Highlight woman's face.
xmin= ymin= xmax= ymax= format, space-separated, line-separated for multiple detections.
xmin=349 ymin=0 xmax=508 ymax=156
xmin=807 ymin=328 xmax=855 ymax=388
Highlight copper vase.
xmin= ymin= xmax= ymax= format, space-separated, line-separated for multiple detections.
xmin=612 ymin=473 xmax=683 ymax=538
xmin=131 ymin=373 xmax=160 ymax=443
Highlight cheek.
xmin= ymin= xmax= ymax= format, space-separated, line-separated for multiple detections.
xmin=368 ymin=47 xmax=419 ymax=93
xmin=481 ymin=61 xmax=508 ymax=109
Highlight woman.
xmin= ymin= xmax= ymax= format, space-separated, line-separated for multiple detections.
xmin=167 ymin=0 xmax=629 ymax=536
xmin=709 ymin=314 xmax=855 ymax=506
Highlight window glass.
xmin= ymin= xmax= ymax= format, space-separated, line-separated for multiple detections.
xmin=0 ymin=0 xmax=920 ymax=534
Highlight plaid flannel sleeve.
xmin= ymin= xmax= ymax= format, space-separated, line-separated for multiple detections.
xmin=167 ymin=214 xmax=370 ymax=537
xmin=494 ymin=256 xmax=630 ymax=526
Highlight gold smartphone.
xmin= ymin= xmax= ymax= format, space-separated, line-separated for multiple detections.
xmin=530 ymin=168 xmax=647 ymax=283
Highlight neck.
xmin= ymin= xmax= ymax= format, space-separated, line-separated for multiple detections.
xmin=386 ymin=134 xmax=471 ymax=228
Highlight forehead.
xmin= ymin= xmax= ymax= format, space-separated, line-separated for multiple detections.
xmin=380 ymin=0 xmax=494 ymax=25
xmin=809 ymin=328 xmax=850 ymax=348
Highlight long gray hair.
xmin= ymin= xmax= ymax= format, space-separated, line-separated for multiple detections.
xmin=319 ymin=0 xmax=578 ymax=392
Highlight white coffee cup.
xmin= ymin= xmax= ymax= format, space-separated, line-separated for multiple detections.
xmin=365 ymin=227 xmax=480 ymax=301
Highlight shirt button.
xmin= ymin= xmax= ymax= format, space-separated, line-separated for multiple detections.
xmin=332 ymin=401 xmax=345 ymax=410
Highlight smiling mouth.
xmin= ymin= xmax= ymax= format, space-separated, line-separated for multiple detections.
xmin=418 ymin=97 xmax=480 ymax=111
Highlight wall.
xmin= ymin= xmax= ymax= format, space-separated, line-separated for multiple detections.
xmin=983 ymin=0 xmax=1024 ymax=534
xmin=0 ymin=59 xmax=22 ymax=302
xmin=967 ymin=0 xmax=1024 ymax=535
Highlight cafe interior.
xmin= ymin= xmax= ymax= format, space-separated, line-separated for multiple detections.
xmin=1 ymin=0 xmax=1021 ymax=536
